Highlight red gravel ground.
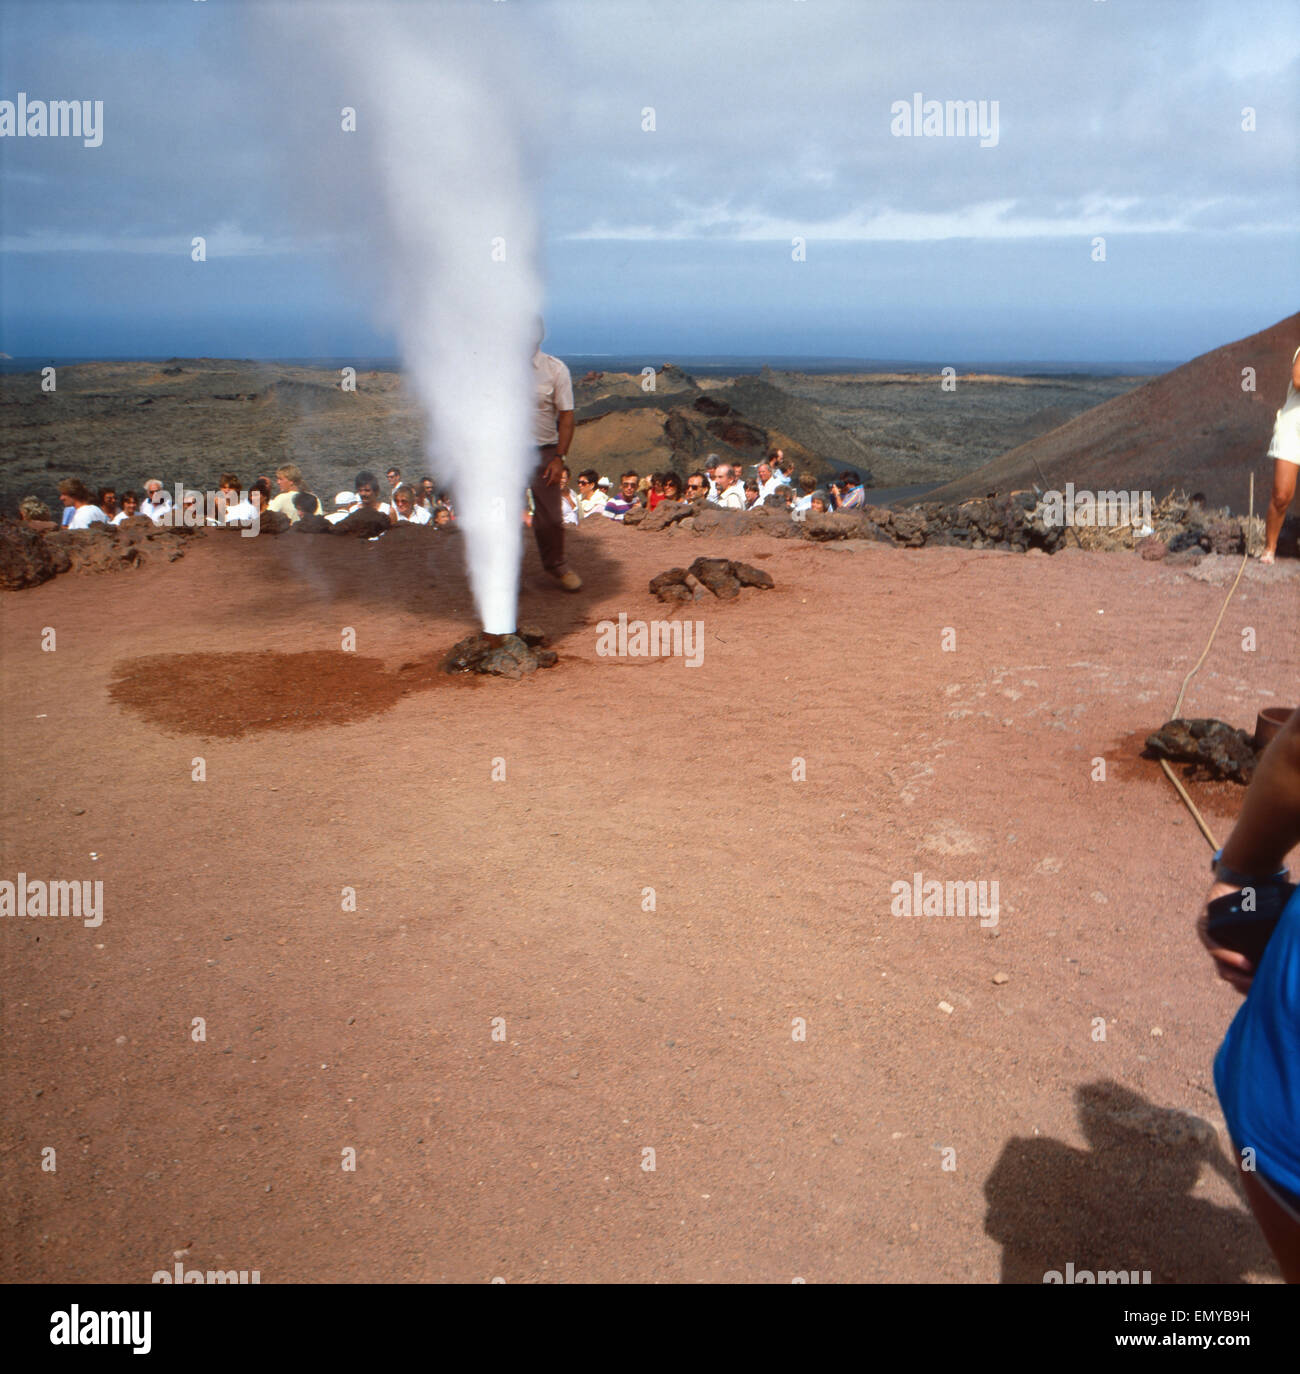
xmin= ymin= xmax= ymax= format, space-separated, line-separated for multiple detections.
xmin=2 ymin=519 xmax=1297 ymax=1283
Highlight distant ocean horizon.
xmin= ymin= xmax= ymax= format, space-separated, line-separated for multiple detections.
xmin=0 ymin=353 xmax=1177 ymax=379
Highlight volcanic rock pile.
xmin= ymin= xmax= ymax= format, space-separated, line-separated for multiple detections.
xmin=649 ymin=557 xmax=775 ymax=603
xmin=0 ymin=516 xmax=197 ymax=590
xmin=441 ymin=626 xmax=558 ymax=680
xmin=625 ymin=490 xmax=1271 ymax=559
xmin=1144 ymin=718 xmax=1261 ymax=783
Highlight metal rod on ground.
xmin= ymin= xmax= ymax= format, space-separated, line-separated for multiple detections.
xmin=1160 ymin=471 xmax=1255 ymax=849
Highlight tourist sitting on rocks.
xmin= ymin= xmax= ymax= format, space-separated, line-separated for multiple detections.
xmin=216 ymin=474 xmax=257 ymax=526
xmin=59 ymin=478 xmax=108 ymax=529
xmin=249 ymin=478 xmax=274 ymax=515
xmin=744 ymin=480 xmax=761 ymax=508
xmin=332 ymin=474 xmax=392 ymax=537
xmin=792 ymin=473 xmax=817 ymax=517
xmin=268 ymin=464 xmax=322 ymax=523
xmin=18 ymin=495 xmax=54 ymax=526
xmin=711 ymin=463 xmax=747 ymax=510
xmin=436 ymin=489 xmax=455 ymax=516
xmin=98 ymin=487 xmax=120 ymax=523
xmin=417 ymin=477 xmax=436 ymax=510
xmin=685 ymin=472 xmax=709 ymax=502
xmin=433 ymin=506 xmax=453 ymax=528
xmin=576 ymin=470 xmax=607 ymax=518
xmin=385 ymin=466 xmax=402 ymax=496
xmin=290 ymin=491 xmax=333 ymax=532
xmin=140 ymin=480 xmax=172 ymax=523
xmin=772 ymin=452 xmax=794 ymax=487
xmin=704 ymin=456 xmax=721 ymax=500
xmin=392 ymin=483 xmax=432 ymax=524
xmin=112 ymin=491 xmax=139 ymax=525
xmin=831 ymin=471 xmax=865 ymax=510
xmin=661 ymin=472 xmax=684 ymax=503
xmin=559 ymin=466 xmax=580 ymax=525
xmin=756 ymin=462 xmax=780 ymax=504
xmin=356 ymin=471 xmax=390 ymax=515
xmin=809 ymin=492 xmax=830 ymax=514
xmin=326 ymin=491 xmax=356 ymax=525
xmin=603 ymin=471 xmax=642 ymax=520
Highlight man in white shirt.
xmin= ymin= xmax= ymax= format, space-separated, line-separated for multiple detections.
xmin=139 ymin=480 xmax=172 ymax=524
xmin=58 ymin=478 xmax=108 ymax=528
xmin=711 ymin=464 xmax=746 ymax=510
xmin=756 ymin=462 xmax=781 ymax=505
xmin=530 ymin=318 xmax=581 ymax=591
xmin=704 ymin=455 xmax=721 ymax=501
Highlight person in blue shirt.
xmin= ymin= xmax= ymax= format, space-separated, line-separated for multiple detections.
xmin=1199 ymin=705 xmax=1300 ymax=1281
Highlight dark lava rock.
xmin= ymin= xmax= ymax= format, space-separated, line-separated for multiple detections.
xmin=640 ymin=499 xmax=695 ymax=532
xmin=688 ymin=557 xmax=741 ymax=599
xmin=0 ymin=521 xmax=57 ymax=590
xmin=688 ymin=508 xmax=747 ymax=536
xmin=622 ymin=502 xmax=647 ymax=526
xmin=1145 ymin=717 xmax=1258 ymax=783
xmin=1168 ymin=529 xmax=1210 ymax=555
xmin=442 ymin=632 xmax=557 ymax=680
xmin=649 ymin=567 xmax=690 ymax=595
xmin=651 ymin=558 xmax=776 ymax=600
xmin=731 ymin=561 xmax=774 ymax=589
xmin=891 ymin=511 xmax=929 ymax=547
xmin=654 ymin=582 xmax=694 ymax=604
xmin=329 ymin=507 xmax=388 ymax=538
xmin=1140 ymin=539 xmax=1169 ymax=561
xmin=1205 ymin=519 xmax=1244 ymax=556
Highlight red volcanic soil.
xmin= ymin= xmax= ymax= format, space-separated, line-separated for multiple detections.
xmin=930 ymin=312 xmax=1300 ymax=513
xmin=1 ymin=519 xmax=1296 ymax=1283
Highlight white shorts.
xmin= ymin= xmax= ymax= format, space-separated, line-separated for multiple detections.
xmin=1268 ymin=408 xmax=1300 ymax=465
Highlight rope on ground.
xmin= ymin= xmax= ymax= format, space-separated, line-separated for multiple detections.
xmin=1158 ymin=473 xmax=1255 ymax=851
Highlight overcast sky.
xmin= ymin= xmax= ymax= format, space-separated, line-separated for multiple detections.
xmin=1 ymin=0 xmax=1297 ymax=363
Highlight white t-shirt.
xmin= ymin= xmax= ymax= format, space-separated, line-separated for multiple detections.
xmin=69 ymin=504 xmax=108 ymax=529
xmin=140 ymin=496 xmax=171 ymax=523
xmin=223 ymin=498 xmax=257 ymax=525
xmin=533 ymin=351 xmax=574 ymax=445
xmin=561 ymin=488 xmax=580 ymax=525
xmin=396 ymin=505 xmax=432 ymax=524
xmin=110 ymin=510 xmax=130 ymax=525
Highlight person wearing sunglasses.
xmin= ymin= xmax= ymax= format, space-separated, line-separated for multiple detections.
xmin=575 ymin=469 xmax=607 ymax=519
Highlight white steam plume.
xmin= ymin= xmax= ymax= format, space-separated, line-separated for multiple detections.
xmin=269 ymin=4 xmax=542 ymax=634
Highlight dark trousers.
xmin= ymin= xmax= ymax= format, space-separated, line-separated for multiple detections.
xmin=529 ymin=444 xmax=566 ymax=573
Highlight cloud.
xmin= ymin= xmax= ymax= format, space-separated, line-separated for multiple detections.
xmin=0 ymin=223 xmax=337 ymax=256
xmin=563 ymin=195 xmax=1275 ymax=243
